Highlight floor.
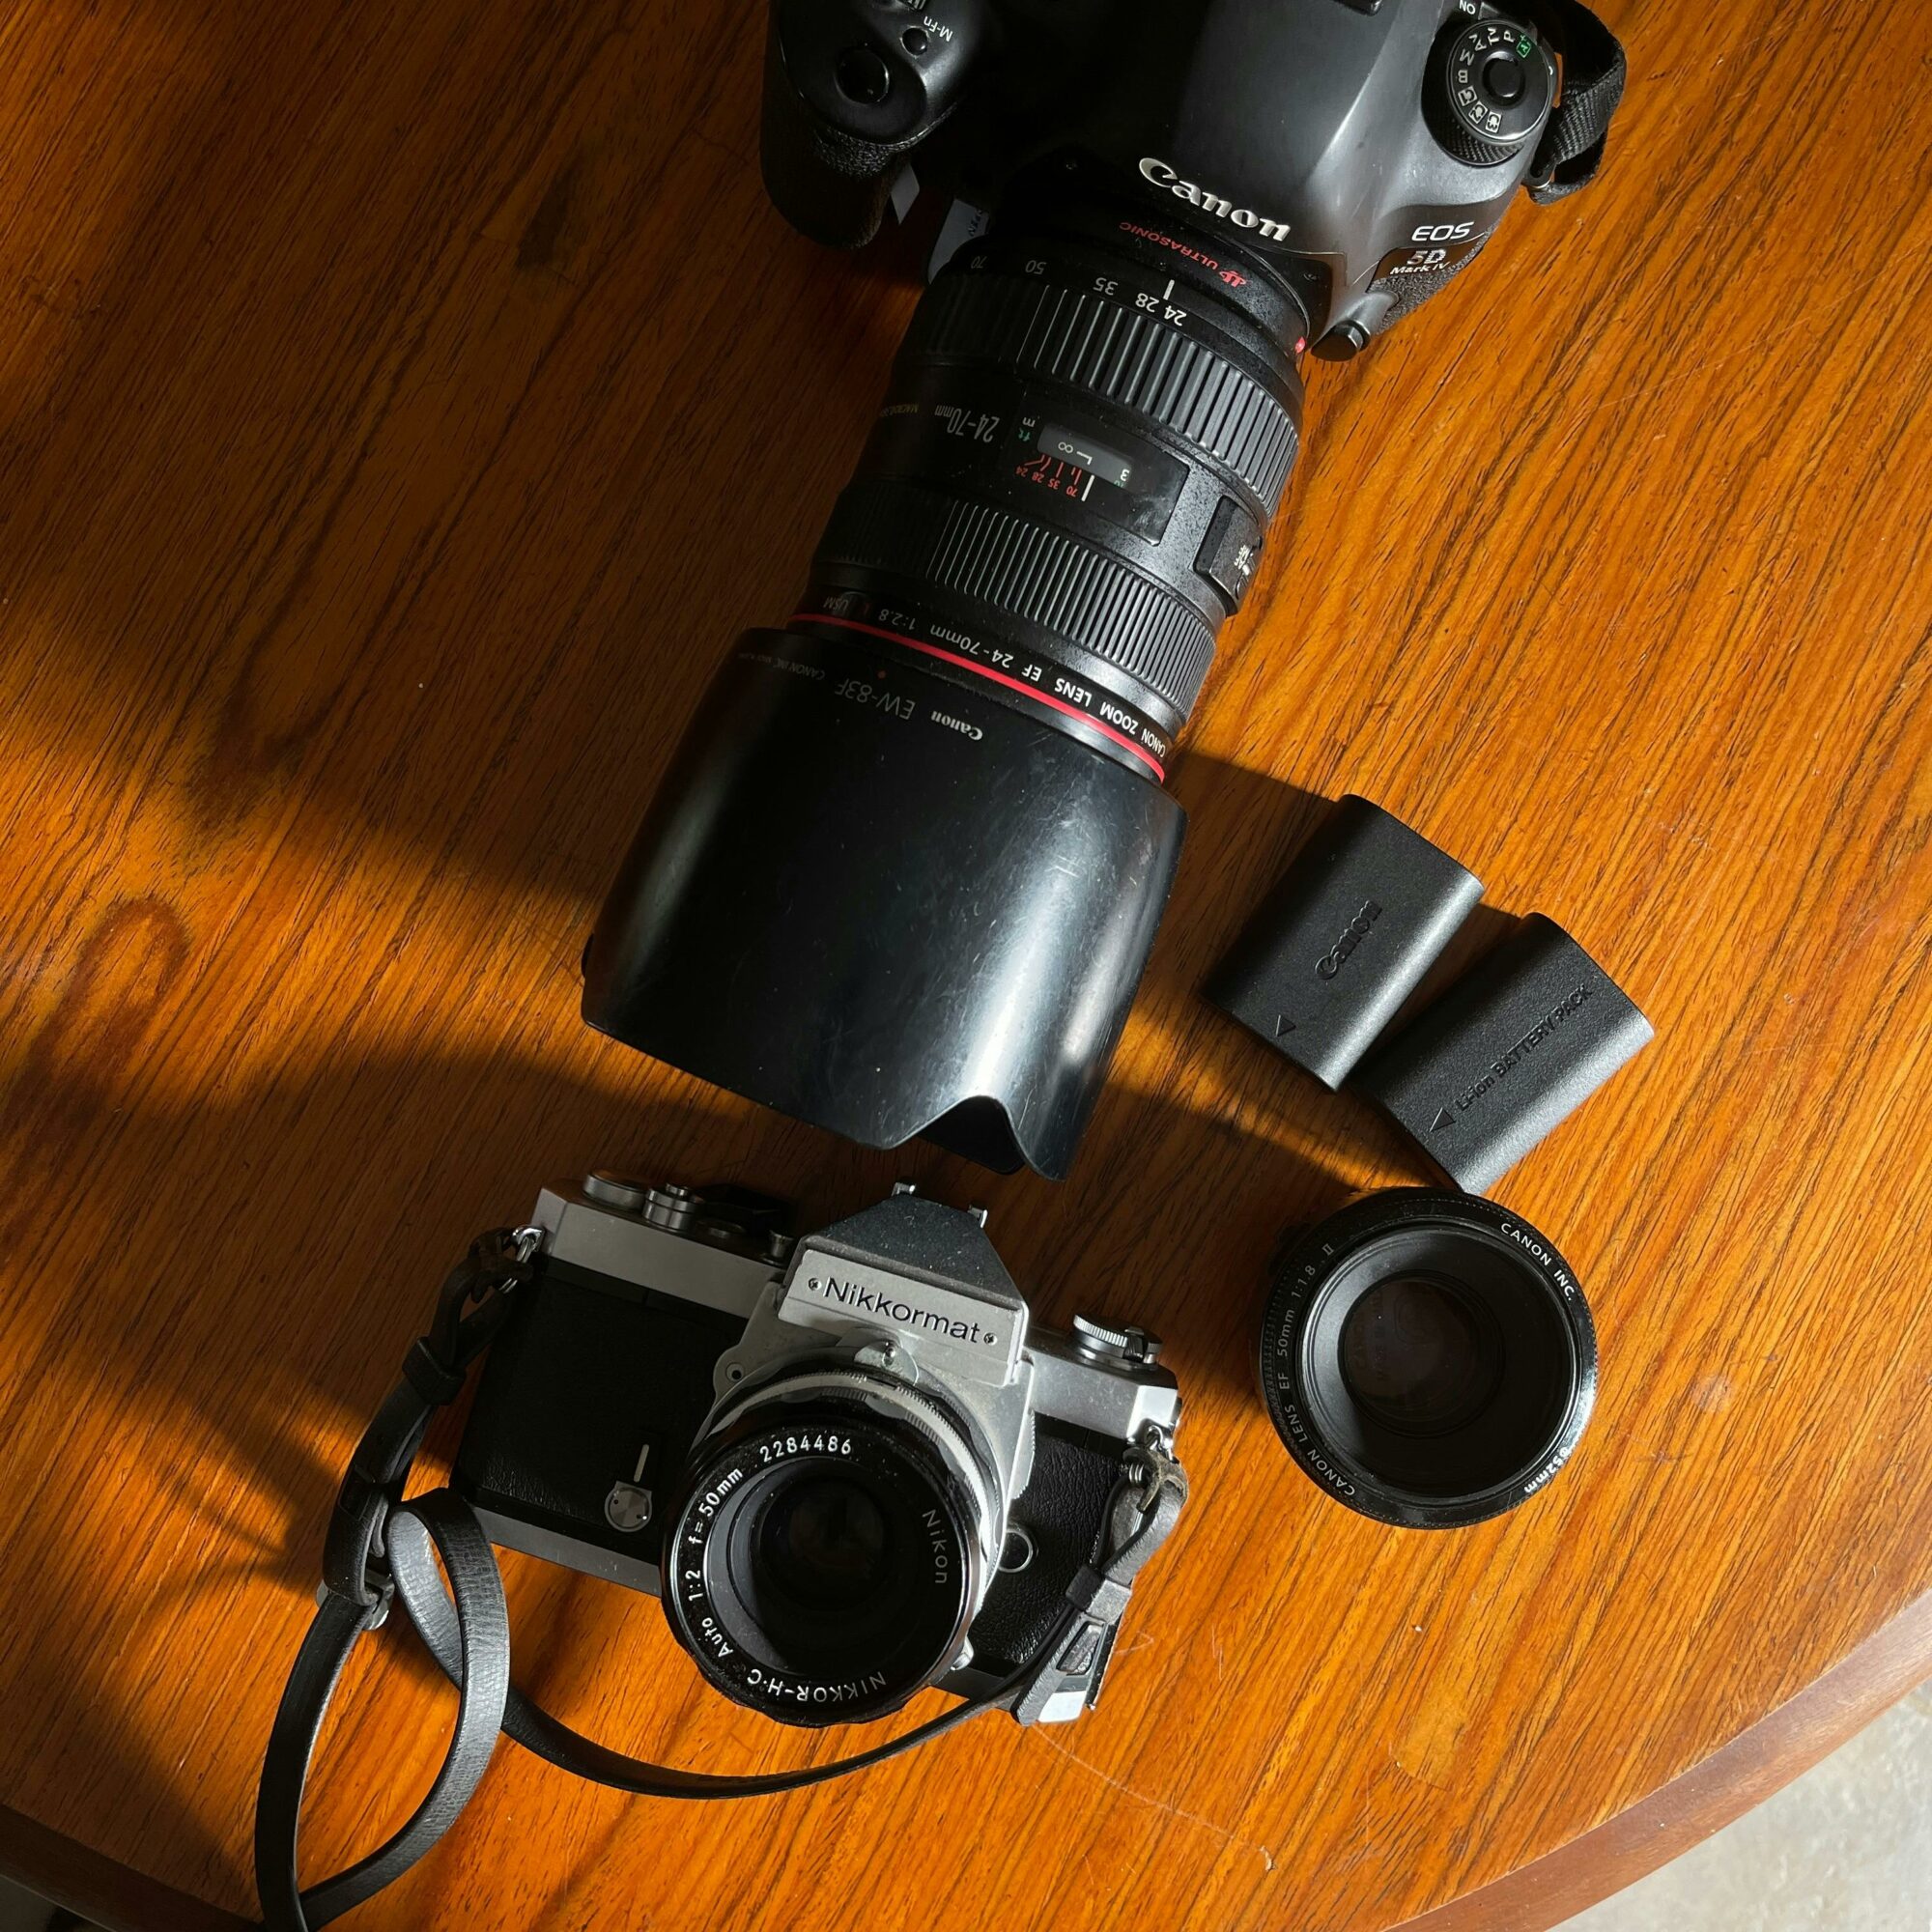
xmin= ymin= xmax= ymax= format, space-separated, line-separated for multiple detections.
xmin=0 ymin=1689 xmax=1926 ymax=1930
xmin=1553 ymin=1685 xmax=1932 ymax=1932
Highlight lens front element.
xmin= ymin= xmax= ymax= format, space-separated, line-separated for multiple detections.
xmin=755 ymin=1472 xmax=894 ymax=1614
xmin=1338 ymin=1272 xmax=1504 ymax=1435
xmin=663 ymin=1392 xmax=982 ymax=1725
xmin=1263 ymin=1192 xmax=1597 ymax=1528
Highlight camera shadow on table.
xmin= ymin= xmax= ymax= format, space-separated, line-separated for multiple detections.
xmin=0 ymin=749 xmax=1451 ymax=1919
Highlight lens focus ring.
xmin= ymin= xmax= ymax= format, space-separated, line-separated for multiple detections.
xmin=818 ymin=479 xmax=1217 ymax=721
xmin=909 ymin=272 xmax=1300 ymax=512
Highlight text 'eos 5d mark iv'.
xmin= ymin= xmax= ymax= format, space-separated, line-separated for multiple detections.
xmin=581 ymin=0 xmax=1628 ymax=1178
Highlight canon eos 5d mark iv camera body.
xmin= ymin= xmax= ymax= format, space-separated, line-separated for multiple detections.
xmin=454 ymin=1175 xmax=1187 ymax=1726
xmin=582 ymin=0 xmax=1626 ymax=1177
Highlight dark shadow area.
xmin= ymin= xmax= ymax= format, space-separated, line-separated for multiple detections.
xmin=0 ymin=1806 xmax=251 ymax=1932
xmin=0 ymin=0 xmax=945 ymax=932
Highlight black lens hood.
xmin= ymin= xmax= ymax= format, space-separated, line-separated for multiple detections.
xmin=582 ymin=629 xmax=1184 ymax=1178
xmin=1261 ymin=1190 xmax=1597 ymax=1528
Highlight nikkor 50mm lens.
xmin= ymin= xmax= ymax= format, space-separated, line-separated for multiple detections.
xmin=1261 ymin=1192 xmax=1597 ymax=1528
xmin=664 ymin=1385 xmax=984 ymax=1726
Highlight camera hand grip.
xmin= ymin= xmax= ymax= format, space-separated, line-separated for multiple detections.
xmin=761 ymin=0 xmax=988 ymax=246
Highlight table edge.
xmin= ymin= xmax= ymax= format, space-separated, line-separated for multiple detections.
xmin=0 ymin=1802 xmax=252 ymax=1932
xmin=1 ymin=1592 xmax=1926 ymax=1932
xmin=1388 ymin=1588 xmax=1932 ymax=1932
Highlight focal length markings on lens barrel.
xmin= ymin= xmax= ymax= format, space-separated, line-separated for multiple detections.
xmin=875 ymin=377 xmax=1191 ymax=546
xmin=797 ymin=227 xmax=1303 ymax=785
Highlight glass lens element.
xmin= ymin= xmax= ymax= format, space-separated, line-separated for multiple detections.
xmin=754 ymin=1473 xmax=894 ymax=1614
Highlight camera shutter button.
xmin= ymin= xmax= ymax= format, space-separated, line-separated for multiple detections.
xmin=1484 ymin=54 xmax=1525 ymax=105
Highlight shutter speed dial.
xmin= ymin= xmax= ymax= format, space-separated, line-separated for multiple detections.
xmin=1430 ymin=14 xmax=1555 ymax=167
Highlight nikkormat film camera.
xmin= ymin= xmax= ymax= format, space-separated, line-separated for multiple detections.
xmin=454 ymin=1174 xmax=1186 ymax=1724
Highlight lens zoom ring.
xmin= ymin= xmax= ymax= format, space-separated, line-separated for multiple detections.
xmin=910 ymin=274 xmax=1299 ymax=510
xmin=818 ymin=481 xmax=1216 ymax=719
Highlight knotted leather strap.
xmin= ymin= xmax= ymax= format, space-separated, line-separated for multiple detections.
xmin=254 ymin=1494 xmax=509 ymax=1931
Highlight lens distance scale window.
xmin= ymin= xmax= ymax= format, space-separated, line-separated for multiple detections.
xmin=867 ymin=376 xmax=1190 ymax=544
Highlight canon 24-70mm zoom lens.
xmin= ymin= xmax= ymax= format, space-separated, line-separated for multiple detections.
xmin=582 ymin=181 xmax=1302 ymax=1178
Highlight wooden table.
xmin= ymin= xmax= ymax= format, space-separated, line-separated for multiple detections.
xmin=2 ymin=1 xmax=1928 ymax=1927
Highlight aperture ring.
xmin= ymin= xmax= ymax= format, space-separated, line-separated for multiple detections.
xmin=907 ymin=272 xmax=1300 ymax=512
xmin=816 ymin=480 xmax=1217 ymax=723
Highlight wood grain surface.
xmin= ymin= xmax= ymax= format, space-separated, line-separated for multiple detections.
xmin=1 ymin=2 xmax=1928 ymax=1929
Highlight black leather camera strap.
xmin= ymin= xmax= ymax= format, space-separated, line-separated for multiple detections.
xmin=253 ymin=1228 xmax=1185 ymax=1932
xmin=1528 ymin=0 xmax=1628 ymax=203
xmin=255 ymin=1493 xmax=510 ymax=1931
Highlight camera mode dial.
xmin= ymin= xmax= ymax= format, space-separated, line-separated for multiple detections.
xmin=1428 ymin=13 xmax=1555 ymax=167
xmin=780 ymin=0 xmax=986 ymax=146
